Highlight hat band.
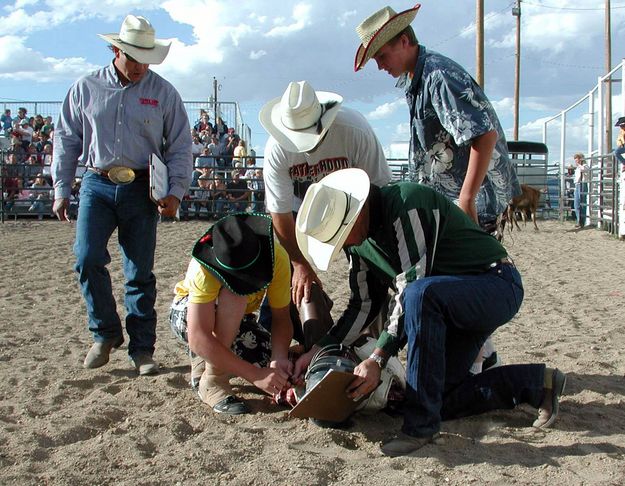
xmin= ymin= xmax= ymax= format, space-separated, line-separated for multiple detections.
xmin=321 ymin=192 xmax=352 ymax=243
xmin=215 ymin=246 xmax=261 ymax=271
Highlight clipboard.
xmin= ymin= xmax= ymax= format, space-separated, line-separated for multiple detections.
xmin=149 ymin=153 xmax=168 ymax=204
xmin=289 ymin=370 xmax=364 ymax=423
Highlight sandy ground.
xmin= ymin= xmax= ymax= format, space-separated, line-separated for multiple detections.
xmin=1 ymin=218 xmax=624 ymax=485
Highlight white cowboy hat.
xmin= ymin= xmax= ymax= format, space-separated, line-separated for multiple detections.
xmin=354 ymin=4 xmax=421 ymax=72
xmin=259 ymin=81 xmax=343 ymax=153
xmin=295 ymin=168 xmax=370 ymax=271
xmin=98 ymin=15 xmax=171 ymax=65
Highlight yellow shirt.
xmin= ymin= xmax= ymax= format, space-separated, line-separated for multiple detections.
xmin=174 ymin=242 xmax=291 ymax=312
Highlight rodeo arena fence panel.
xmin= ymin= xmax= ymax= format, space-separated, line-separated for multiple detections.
xmin=1 ymin=97 xmax=624 ymax=237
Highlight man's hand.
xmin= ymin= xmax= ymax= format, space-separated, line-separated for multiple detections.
xmin=251 ymin=366 xmax=290 ymax=396
xmin=347 ymin=359 xmax=382 ymax=401
xmin=52 ymin=198 xmax=71 ymax=222
xmin=292 ymin=345 xmax=318 ymax=385
xmin=291 ymin=261 xmax=323 ymax=306
xmin=270 ymin=357 xmax=293 ymax=378
xmin=157 ymin=194 xmax=180 ymax=218
xmin=457 ymin=196 xmax=479 ymax=224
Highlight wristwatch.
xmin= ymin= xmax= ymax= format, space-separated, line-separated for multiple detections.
xmin=368 ymin=352 xmax=387 ymax=369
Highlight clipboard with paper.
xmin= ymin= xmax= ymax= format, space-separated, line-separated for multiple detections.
xmin=149 ymin=153 xmax=169 ymax=204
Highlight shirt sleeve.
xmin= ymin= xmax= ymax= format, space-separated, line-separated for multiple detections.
xmin=428 ymin=68 xmax=496 ymax=146
xmin=52 ymin=82 xmax=83 ymax=199
xmin=162 ymin=88 xmax=193 ymax=201
xmin=316 ymin=252 xmax=387 ymax=348
xmin=185 ymin=259 xmax=221 ymax=304
xmin=266 ymin=243 xmax=292 ymax=309
xmin=263 ymin=138 xmax=296 ymax=213
xmin=350 ymin=112 xmax=392 ymax=187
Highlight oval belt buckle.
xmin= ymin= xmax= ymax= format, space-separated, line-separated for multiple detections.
xmin=108 ymin=166 xmax=136 ymax=185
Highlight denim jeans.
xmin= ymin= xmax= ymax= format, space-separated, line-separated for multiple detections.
xmin=615 ymin=146 xmax=625 ymax=165
xmin=74 ymin=170 xmax=158 ymax=358
xmin=574 ymin=182 xmax=587 ymax=226
xmin=402 ymin=263 xmax=545 ymax=437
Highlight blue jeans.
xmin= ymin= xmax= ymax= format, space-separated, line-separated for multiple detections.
xmin=615 ymin=146 xmax=625 ymax=165
xmin=74 ymin=171 xmax=158 ymax=358
xmin=402 ymin=263 xmax=545 ymax=437
xmin=574 ymin=182 xmax=587 ymax=226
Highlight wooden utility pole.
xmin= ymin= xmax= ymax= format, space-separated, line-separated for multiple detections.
xmin=213 ymin=76 xmax=219 ymax=120
xmin=605 ymin=0 xmax=612 ymax=152
xmin=476 ymin=0 xmax=484 ymax=88
xmin=512 ymin=0 xmax=521 ymax=141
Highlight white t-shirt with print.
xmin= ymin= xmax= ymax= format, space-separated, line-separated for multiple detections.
xmin=263 ymin=107 xmax=392 ymax=213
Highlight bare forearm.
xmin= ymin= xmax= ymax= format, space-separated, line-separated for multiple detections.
xmin=460 ymin=130 xmax=497 ymax=203
xmin=271 ymin=211 xmax=311 ymax=267
xmin=269 ymin=306 xmax=294 ymax=360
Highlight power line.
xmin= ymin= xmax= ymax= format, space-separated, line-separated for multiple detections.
xmin=522 ymin=1 xmax=625 ymax=10
xmin=431 ymin=2 xmax=515 ymax=48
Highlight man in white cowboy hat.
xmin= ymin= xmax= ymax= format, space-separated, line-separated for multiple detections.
xmin=354 ymin=4 xmax=521 ymax=372
xmin=52 ymin=14 xmax=192 ymax=375
xmin=259 ymin=80 xmax=392 ymax=308
xmin=294 ymin=168 xmax=566 ymax=456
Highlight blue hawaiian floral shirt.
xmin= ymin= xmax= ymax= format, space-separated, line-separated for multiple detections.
xmin=399 ymin=45 xmax=521 ymax=224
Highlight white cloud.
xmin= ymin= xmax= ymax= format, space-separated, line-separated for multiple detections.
xmin=0 ymin=35 xmax=98 ymax=81
xmin=250 ymin=50 xmax=267 ymax=60
xmin=265 ymin=3 xmax=311 ymax=37
xmin=367 ymin=98 xmax=404 ymax=120
xmin=338 ymin=10 xmax=357 ymax=28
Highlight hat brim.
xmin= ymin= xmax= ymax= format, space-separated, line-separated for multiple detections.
xmin=98 ymin=33 xmax=171 ymax=64
xmin=615 ymin=116 xmax=625 ymax=127
xmin=259 ymin=91 xmax=343 ymax=153
xmin=354 ymin=4 xmax=421 ymax=72
xmin=296 ymin=169 xmax=371 ymax=271
xmin=192 ymin=213 xmax=274 ymax=296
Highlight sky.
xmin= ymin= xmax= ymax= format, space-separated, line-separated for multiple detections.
xmin=1 ymin=0 xmax=624 ymax=163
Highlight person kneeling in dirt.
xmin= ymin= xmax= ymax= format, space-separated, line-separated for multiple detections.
xmin=169 ymin=213 xmax=294 ymax=414
xmin=294 ymin=169 xmax=567 ymax=457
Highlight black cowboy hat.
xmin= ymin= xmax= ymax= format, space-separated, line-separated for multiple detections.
xmin=615 ymin=116 xmax=625 ymax=127
xmin=192 ymin=213 xmax=274 ymax=295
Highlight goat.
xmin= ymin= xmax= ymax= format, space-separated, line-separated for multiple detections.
xmin=505 ymin=184 xmax=541 ymax=232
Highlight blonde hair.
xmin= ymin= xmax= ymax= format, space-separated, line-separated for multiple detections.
xmin=574 ymin=153 xmax=586 ymax=164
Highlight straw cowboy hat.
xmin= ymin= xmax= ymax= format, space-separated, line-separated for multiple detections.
xmin=98 ymin=14 xmax=171 ymax=65
xmin=295 ymin=168 xmax=370 ymax=271
xmin=354 ymin=4 xmax=421 ymax=72
xmin=192 ymin=213 xmax=275 ymax=295
xmin=259 ymin=81 xmax=343 ymax=153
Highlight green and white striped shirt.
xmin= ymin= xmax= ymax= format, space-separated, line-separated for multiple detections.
xmin=317 ymin=182 xmax=508 ymax=356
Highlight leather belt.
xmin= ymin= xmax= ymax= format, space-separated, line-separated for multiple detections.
xmin=88 ymin=166 xmax=149 ymax=184
xmin=489 ymin=256 xmax=515 ymax=269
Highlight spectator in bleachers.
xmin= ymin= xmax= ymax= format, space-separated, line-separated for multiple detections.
xmin=199 ymin=128 xmax=212 ymax=145
xmin=35 ymin=132 xmax=52 ymax=153
xmin=195 ymin=112 xmax=214 ymax=135
xmin=242 ymin=156 xmax=257 ymax=180
xmin=214 ymin=116 xmax=228 ymax=139
xmin=233 ymin=139 xmax=247 ymax=166
xmin=191 ymin=165 xmax=213 ymax=187
xmin=8 ymin=137 xmax=26 ymax=162
xmin=194 ymin=175 xmax=213 ymax=218
xmin=224 ymin=132 xmax=238 ymax=168
xmin=226 ymin=169 xmax=249 ymax=212
xmin=24 ymin=154 xmax=43 ymax=185
xmin=191 ymin=135 xmax=203 ymax=158
xmin=41 ymin=116 xmax=54 ymax=137
xmin=615 ymin=117 xmax=625 ymax=168
xmin=26 ymin=173 xmax=51 ymax=218
xmin=210 ymin=173 xmax=228 ymax=216
xmin=249 ymin=168 xmax=265 ymax=213
xmin=1 ymin=109 xmax=12 ymax=135
xmin=33 ymin=114 xmax=45 ymax=132
xmin=16 ymin=119 xmax=33 ymax=150
xmin=2 ymin=153 xmax=23 ymax=209
xmin=13 ymin=107 xmax=27 ymax=125
xmin=195 ymin=146 xmax=214 ymax=171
